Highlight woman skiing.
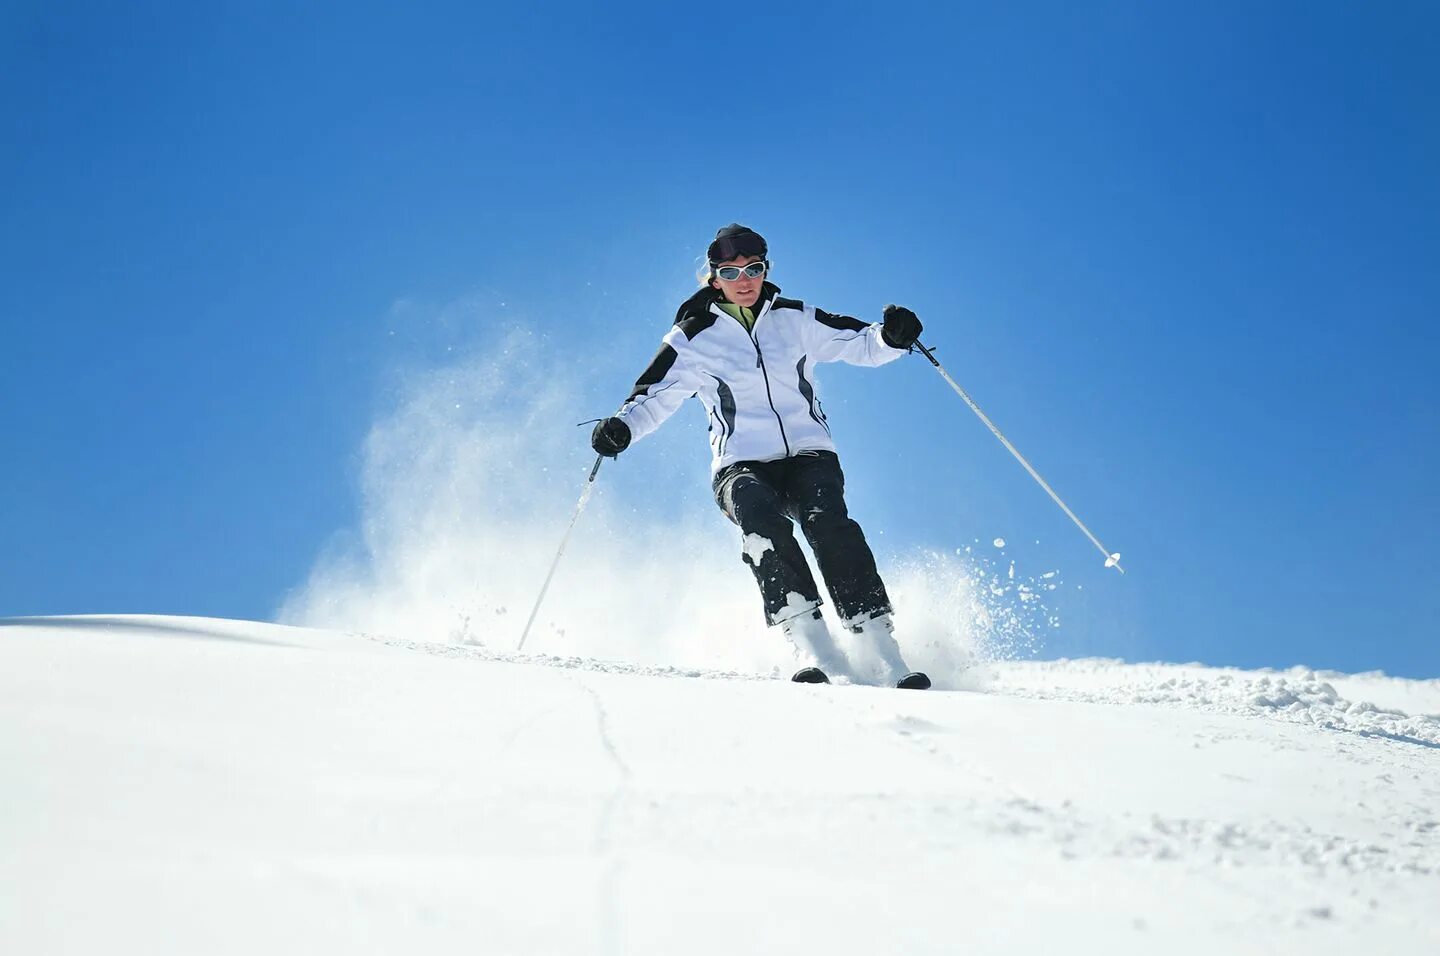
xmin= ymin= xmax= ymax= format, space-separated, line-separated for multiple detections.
xmin=590 ymin=224 xmax=930 ymax=689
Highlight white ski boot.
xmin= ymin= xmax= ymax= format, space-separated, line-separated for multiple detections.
xmin=845 ymin=611 xmax=930 ymax=689
xmin=780 ymin=607 xmax=850 ymax=682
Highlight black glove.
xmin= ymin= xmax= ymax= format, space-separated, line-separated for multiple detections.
xmin=590 ymin=417 xmax=631 ymax=457
xmin=881 ymin=304 xmax=923 ymax=350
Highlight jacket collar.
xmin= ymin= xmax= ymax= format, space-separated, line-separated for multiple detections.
xmin=673 ymin=281 xmax=781 ymax=327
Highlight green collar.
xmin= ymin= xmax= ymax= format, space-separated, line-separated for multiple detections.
xmin=714 ymin=285 xmax=774 ymax=332
xmin=717 ymin=299 xmax=757 ymax=331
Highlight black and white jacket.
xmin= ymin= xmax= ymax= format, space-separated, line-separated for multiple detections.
xmin=615 ymin=283 xmax=907 ymax=473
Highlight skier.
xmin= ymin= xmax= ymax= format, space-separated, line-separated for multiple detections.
xmin=590 ymin=224 xmax=930 ymax=689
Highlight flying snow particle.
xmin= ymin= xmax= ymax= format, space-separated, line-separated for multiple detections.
xmin=993 ymin=537 xmax=1006 ymax=548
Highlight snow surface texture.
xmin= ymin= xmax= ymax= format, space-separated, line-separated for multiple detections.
xmin=3 ymin=614 xmax=1437 ymax=954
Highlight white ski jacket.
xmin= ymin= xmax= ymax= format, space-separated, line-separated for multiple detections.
xmin=615 ymin=284 xmax=908 ymax=474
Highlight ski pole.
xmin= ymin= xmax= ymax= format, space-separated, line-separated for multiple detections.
xmin=517 ymin=454 xmax=605 ymax=650
xmin=914 ymin=341 xmax=1124 ymax=574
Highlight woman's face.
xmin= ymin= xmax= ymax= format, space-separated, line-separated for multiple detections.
xmin=711 ymin=254 xmax=766 ymax=308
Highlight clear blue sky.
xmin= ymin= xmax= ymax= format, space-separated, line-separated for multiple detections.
xmin=3 ymin=2 xmax=1437 ymax=676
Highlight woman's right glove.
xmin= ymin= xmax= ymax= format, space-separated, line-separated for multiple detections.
xmin=881 ymin=304 xmax=923 ymax=350
xmin=590 ymin=417 xmax=632 ymax=457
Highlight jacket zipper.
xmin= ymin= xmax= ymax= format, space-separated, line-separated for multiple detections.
xmin=746 ymin=300 xmax=791 ymax=457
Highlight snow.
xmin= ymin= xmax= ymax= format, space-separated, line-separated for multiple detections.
xmin=990 ymin=658 xmax=1440 ymax=745
xmin=740 ymin=532 xmax=773 ymax=566
xmin=3 ymin=615 xmax=1437 ymax=954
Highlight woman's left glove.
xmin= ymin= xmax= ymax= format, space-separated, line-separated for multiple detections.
xmin=590 ymin=417 xmax=632 ymax=457
xmin=881 ymin=304 xmax=923 ymax=350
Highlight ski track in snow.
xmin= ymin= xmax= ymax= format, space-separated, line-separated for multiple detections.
xmin=574 ymin=675 xmax=631 ymax=956
xmin=3 ymin=615 xmax=1438 ymax=954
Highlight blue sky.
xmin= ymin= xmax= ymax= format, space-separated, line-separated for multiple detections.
xmin=3 ymin=2 xmax=1436 ymax=677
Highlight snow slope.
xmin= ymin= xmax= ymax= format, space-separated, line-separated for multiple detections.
xmin=2 ymin=615 xmax=1436 ymax=954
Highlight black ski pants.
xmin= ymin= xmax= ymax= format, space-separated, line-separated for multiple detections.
xmin=712 ymin=451 xmax=891 ymax=626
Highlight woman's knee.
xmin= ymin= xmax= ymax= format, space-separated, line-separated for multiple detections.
xmin=800 ymin=506 xmax=861 ymax=544
xmin=718 ymin=473 xmax=787 ymax=528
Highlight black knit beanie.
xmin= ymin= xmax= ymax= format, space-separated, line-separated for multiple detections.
xmin=707 ymin=224 xmax=768 ymax=266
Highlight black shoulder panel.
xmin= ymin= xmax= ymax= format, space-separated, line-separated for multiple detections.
xmin=674 ymin=286 xmax=719 ymax=326
xmin=814 ymin=308 xmax=868 ymax=332
xmin=676 ymin=312 xmax=719 ymax=340
xmin=627 ymin=344 xmax=680 ymax=401
xmin=772 ymin=295 xmax=805 ymax=312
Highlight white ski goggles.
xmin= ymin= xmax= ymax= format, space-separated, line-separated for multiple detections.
xmin=713 ymin=261 xmax=766 ymax=281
